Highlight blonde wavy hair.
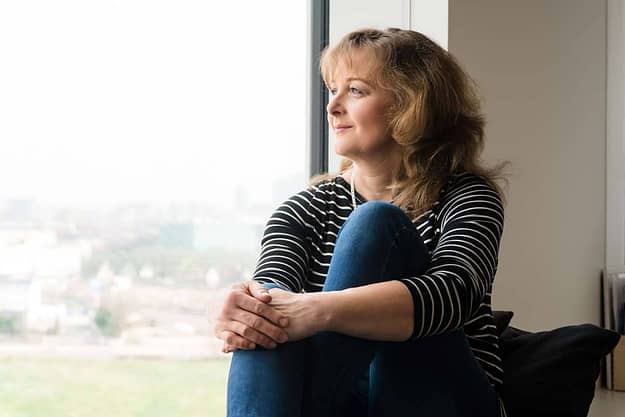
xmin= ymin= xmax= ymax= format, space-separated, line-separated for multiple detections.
xmin=310 ymin=27 xmax=509 ymax=219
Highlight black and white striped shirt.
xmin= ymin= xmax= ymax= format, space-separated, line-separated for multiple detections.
xmin=253 ymin=171 xmax=506 ymax=414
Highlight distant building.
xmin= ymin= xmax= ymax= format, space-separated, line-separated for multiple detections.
xmin=0 ymin=227 xmax=85 ymax=280
xmin=205 ymin=267 xmax=220 ymax=289
xmin=139 ymin=264 xmax=156 ymax=280
xmin=0 ymin=278 xmax=40 ymax=332
xmin=0 ymin=278 xmax=40 ymax=314
xmin=0 ymin=278 xmax=69 ymax=334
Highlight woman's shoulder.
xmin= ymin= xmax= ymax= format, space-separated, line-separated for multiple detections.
xmin=436 ymin=171 xmax=504 ymax=222
xmin=443 ymin=171 xmax=502 ymax=202
xmin=303 ymin=174 xmax=353 ymax=201
xmin=279 ymin=174 xmax=352 ymax=211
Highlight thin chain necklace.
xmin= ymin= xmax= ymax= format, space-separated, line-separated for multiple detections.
xmin=350 ymin=170 xmax=357 ymax=210
xmin=349 ymin=169 xmax=395 ymax=209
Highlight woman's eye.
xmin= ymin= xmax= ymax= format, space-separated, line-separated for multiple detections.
xmin=327 ymin=87 xmax=363 ymax=96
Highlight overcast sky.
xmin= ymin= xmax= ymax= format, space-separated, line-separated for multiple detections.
xmin=0 ymin=1 xmax=307 ymax=208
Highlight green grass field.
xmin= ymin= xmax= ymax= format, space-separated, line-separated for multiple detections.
xmin=0 ymin=358 xmax=231 ymax=417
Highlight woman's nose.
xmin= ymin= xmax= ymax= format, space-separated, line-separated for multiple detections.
xmin=326 ymin=95 xmax=344 ymax=116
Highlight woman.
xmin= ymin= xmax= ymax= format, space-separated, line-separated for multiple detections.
xmin=215 ymin=27 xmax=508 ymax=417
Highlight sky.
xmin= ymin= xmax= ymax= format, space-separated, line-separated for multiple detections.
xmin=0 ymin=1 xmax=308 ymax=208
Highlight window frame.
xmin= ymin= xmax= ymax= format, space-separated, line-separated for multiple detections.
xmin=308 ymin=0 xmax=330 ymax=178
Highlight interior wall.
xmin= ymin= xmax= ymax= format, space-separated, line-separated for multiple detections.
xmin=449 ymin=0 xmax=607 ymax=331
xmin=607 ymin=0 xmax=625 ymax=268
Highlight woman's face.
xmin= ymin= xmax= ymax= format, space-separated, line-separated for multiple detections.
xmin=326 ymin=49 xmax=397 ymax=162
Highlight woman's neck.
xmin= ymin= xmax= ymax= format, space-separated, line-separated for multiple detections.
xmin=340 ymin=142 xmax=403 ymax=202
xmin=354 ymin=166 xmax=393 ymax=202
xmin=343 ymin=158 xmax=402 ymax=203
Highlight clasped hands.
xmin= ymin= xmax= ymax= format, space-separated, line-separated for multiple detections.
xmin=213 ymin=281 xmax=322 ymax=353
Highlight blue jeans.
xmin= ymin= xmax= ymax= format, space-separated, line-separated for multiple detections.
xmin=227 ymin=201 xmax=501 ymax=417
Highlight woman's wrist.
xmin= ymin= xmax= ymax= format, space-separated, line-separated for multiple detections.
xmin=305 ymin=291 xmax=340 ymax=334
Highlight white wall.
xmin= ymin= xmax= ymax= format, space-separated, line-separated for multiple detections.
xmin=409 ymin=0 xmax=447 ymax=48
xmin=607 ymin=0 xmax=625 ymax=268
xmin=449 ymin=0 xmax=607 ymax=331
xmin=328 ymin=0 xmax=610 ymax=331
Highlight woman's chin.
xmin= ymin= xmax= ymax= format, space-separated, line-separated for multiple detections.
xmin=333 ymin=144 xmax=353 ymax=158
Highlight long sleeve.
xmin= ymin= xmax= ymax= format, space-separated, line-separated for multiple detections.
xmin=251 ymin=175 xmax=505 ymax=394
xmin=252 ymin=191 xmax=311 ymax=293
xmin=398 ymin=177 xmax=504 ymax=340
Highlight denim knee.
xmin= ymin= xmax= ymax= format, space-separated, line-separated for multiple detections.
xmin=340 ymin=201 xmax=412 ymax=241
xmin=349 ymin=201 xmax=405 ymax=224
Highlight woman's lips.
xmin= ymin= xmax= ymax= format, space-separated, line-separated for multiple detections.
xmin=335 ymin=126 xmax=352 ymax=133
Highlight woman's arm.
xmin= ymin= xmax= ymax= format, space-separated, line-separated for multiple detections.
xmin=267 ymin=280 xmax=413 ymax=342
xmin=307 ymin=281 xmax=415 ymax=341
xmin=215 ymin=189 xmax=314 ymax=352
xmin=269 ymin=176 xmax=504 ymax=342
xmin=252 ymin=189 xmax=312 ymax=292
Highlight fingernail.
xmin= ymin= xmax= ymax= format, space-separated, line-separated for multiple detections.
xmin=248 ymin=342 xmax=256 ymax=349
xmin=279 ymin=334 xmax=288 ymax=343
xmin=268 ymin=342 xmax=277 ymax=349
xmin=279 ymin=318 xmax=288 ymax=327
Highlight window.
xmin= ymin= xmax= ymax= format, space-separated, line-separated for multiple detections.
xmin=0 ymin=1 xmax=316 ymax=415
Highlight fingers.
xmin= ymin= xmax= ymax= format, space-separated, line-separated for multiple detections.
xmin=213 ymin=281 xmax=291 ymax=353
xmin=220 ymin=331 xmax=255 ymax=352
xmin=231 ymin=309 xmax=288 ymax=346
xmin=237 ymin=292 xmax=289 ymax=328
xmin=247 ymin=280 xmax=272 ymax=303
xmin=222 ymin=344 xmax=236 ymax=353
xmin=227 ymin=319 xmax=280 ymax=349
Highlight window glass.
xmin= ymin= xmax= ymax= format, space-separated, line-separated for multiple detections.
xmin=0 ymin=1 xmax=307 ymax=415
